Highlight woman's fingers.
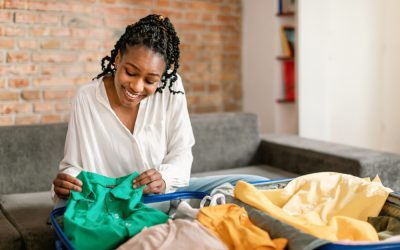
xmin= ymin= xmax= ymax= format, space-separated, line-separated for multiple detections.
xmin=133 ymin=169 xmax=166 ymax=194
xmin=133 ymin=169 xmax=159 ymax=187
xmin=53 ymin=173 xmax=83 ymax=199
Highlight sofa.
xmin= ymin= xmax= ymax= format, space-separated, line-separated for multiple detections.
xmin=1 ymin=112 xmax=400 ymax=249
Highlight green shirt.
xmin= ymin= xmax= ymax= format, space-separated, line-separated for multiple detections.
xmin=64 ymin=171 xmax=169 ymax=250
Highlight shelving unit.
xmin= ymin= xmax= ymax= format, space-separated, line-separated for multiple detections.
xmin=274 ymin=0 xmax=298 ymax=134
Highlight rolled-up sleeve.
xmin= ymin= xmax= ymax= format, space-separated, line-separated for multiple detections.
xmin=158 ymin=77 xmax=195 ymax=193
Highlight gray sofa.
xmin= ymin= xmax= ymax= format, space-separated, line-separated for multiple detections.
xmin=1 ymin=112 xmax=399 ymax=249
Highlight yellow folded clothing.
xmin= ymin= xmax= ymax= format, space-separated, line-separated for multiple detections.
xmin=197 ymin=204 xmax=287 ymax=250
xmin=234 ymin=172 xmax=393 ymax=242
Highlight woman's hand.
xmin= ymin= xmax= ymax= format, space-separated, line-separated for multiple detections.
xmin=53 ymin=173 xmax=83 ymax=200
xmin=133 ymin=169 xmax=166 ymax=194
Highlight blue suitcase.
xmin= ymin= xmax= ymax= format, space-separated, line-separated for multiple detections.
xmin=50 ymin=179 xmax=400 ymax=250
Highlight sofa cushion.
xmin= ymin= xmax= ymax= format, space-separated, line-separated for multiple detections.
xmin=190 ymin=112 xmax=260 ymax=173
xmin=0 ymin=191 xmax=55 ymax=250
xmin=0 ymin=210 xmax=22 ymax=249
xmin=191 ymin=165 xmax=299 ymax=180
xmin=0 ymin=123 xmax=68 ymax=194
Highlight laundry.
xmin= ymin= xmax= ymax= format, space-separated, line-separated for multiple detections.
xmin=197 ymin=203 xmax=287 ymax=250
xmin=368 ymin=216 xmax=400 ymax=240
xmin=232 ymin=198 xmax=330 ymax=250
xmin=64 ymin=171 xmax=168 ymax=250
xmin=118 ymin=219 xmax=227 ymax=250
xmin=234 ymin=172 xmax=392 ymax=242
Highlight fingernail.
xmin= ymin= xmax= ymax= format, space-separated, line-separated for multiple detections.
xmin=76 ymin=187 xmax=82 ymax=192
xmin=133 ymin=184 xmax=137 ymax=188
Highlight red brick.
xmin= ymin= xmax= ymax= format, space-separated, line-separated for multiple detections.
xmin=19 ymin=40 xmax=38 ymax=49
xmin=34 ymin=102 xmax=54 ymax=113
xmin=3 ymin=26 xmax=26 ymax=36
xmin=0 ymin=38 xmax=15 ymax=49
xmin=98 ymin=0 xmax=117 ymax=3
xmin=194 ymin=106 xmax=219 ymax=113
xmin=8 ymin=78 xmax=30 ymax=88
xmin=0 ymin=51 xmax=4 ymax=64
xmin=51 ymin=27 xmax=71 ymax=37
xmin=0 ymin=64 xmax=38 ymax=76
xmin=0 ymin=90 xmax=19 ymax=101
xmin=63 ymin=39 xmax=103 ymax=50
xmin=0 ymin=103 xmax=31 ymax=114
xmin=32 ymin=52 xmax=76 ymax=63
xmin=41 ymin=40 xmax=60 ymax=49
xmin=119 ymin=0 xmax=153 ymax=6
xmin=33 ymin=77 xmax=70 ymax=87
xmin=41 ymin=65 xmax=63 ymax=75
xmin=41 ymin=114 xmax=63 ymax=124
xmin=4 ymin=0 xmax=27 ymax=9
xmin=63 ymin=64 xmax=84 ymax=75
xmin=27 ymin=1 xmax=69 ymax=12
xmin=63 ymin=15 xmax=101 ymax=27
xmin=15 ymin=12 xmax=59 ymax=25
xmin=55 ymin=102 xmax=70 ymax=112
xmin=190 ymin=2 xmax=219 ymax=11
xmin=43 ymin=89 xmax=75 ymax=100
xmin=0 ymin=115 xmax=13 ymax=126
xmin=209 ymin=84 xmax=220 ymax=93
xmin=223 ymin=103 xmax=241 ymax=112
xmin=0 ymin=11 xmax=13 ymax=23
xmin=15 ymin=115 xmax=39 ymax=125
xmin=6 ymin=51 xmax=29 ymax=63
xmin=22 ymin=90 xmax=41 ymax=100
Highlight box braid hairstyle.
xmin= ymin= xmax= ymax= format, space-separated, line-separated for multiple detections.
xmin=94 ymin=14 xmax=183 ymax=95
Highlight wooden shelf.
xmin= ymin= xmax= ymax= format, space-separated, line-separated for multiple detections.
xmin=276 ymin=12 xmax=295 ymax=17
xmin=276 ymin=56 xmax=294 ymax=61
xmin=277 ymin=98 xmax=295 ymax=103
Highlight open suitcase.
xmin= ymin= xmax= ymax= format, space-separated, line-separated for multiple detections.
xmin=50 ymin=179 xmax=400 ymax=250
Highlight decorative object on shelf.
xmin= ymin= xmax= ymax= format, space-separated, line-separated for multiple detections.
xmin=280 ymin=26 xmax=295 ymax=58
xmin=278 ymin=0 xmax=296 ymax=15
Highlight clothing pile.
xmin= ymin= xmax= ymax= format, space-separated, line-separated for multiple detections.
xmin=64 ymin=172 xmax=399 ymax=250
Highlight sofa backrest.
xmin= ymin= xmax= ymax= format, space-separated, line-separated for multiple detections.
xmin=0 ymin=123 xmax=68 ymax=194
xmin=0 ymin=112 xmax=260 ymax=194
xmin=190 ymin=112 xmax=260 ymax=173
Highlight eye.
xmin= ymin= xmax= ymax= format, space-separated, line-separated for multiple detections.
xmin=145 ymin=79 xmax=158 ymax=85
xmin=125 ymin=69 xmax=136 ymax=77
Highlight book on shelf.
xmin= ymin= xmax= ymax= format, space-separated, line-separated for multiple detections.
xmin=282 ymin=60 xmax=295 ymax=101
xmin=278 ymin=0 xmax=296 ymax=15
xmin=280 ymin=26 xmax=295 ymax=58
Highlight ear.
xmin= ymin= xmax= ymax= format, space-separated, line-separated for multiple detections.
xmin=115 ymin=50 xmax=121 ymax=68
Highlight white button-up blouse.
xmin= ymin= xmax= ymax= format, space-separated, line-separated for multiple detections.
xmin=57 ymin=75 xmax=195 ymax=194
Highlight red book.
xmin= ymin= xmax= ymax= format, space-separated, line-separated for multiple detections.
xmin=283 ymin=61 xmax=295 ymax=101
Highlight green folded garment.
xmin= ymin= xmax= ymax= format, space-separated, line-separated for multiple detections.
xmin=64 ymin=171 xmax=169 ymax=250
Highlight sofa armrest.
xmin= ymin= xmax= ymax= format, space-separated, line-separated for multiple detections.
xmin=257 ymin=134 xmax=400 ymax=190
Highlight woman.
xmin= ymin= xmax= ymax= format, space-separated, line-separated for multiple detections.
xmin=52 ymin=14 xmax=266 ymax=203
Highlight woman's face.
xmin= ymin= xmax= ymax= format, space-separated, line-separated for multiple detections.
xmin=114 ymin=45 xmax=166 ymax=108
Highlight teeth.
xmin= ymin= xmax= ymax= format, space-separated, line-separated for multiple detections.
xmin=125 ymin=89 xmax=139 ymax=99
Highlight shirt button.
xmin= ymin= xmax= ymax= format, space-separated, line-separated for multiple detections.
xmin=125 ymin=222 xmax=131 ymax=227
xmin=114 ymin=214 xmax=119 ymax=219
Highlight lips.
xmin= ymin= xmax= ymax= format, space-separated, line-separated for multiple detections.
xmin=123 ymin=87 xmax=143 ymax=102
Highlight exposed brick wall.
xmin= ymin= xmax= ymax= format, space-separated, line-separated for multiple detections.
xmin=0 ymin=0 xmax=242 ymax=126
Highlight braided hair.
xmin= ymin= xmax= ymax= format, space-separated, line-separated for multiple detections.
xmin=95 ymin=14 xmax=183 ymax=94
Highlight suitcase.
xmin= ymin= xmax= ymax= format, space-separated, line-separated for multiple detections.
xmin=50 ymin=179 xmax=400 ymax=250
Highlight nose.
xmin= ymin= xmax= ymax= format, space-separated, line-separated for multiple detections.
xmin=130 ymin=78 xmax=144 ymax=93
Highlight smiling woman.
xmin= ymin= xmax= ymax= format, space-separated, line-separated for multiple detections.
xmin=51 ymin=14 xmax=268 ymax=207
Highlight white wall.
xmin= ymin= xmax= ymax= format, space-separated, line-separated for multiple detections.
xmin=242 ymin=0 xmax=276 ymax=133
xmin=298 ymin=0 xmax=400 ymax=154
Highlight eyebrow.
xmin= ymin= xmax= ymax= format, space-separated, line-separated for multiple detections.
xmin=125 ymin=62 xmax=161 ymax=77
